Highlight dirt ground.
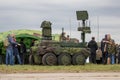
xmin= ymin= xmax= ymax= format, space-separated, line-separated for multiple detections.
xmin=0 ymin=72 xmax=120 ymax=80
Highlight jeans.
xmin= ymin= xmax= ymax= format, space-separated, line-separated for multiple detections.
xmin=13 ymin=47 xmax=22 ymax=64
xmin=6 ymin=48 xmax=13 ymax=65
xmin=110 ymin=54 xmax=115 ymax=64
xmin=20 ymin=53 xmax=25 ymax=64
xmin=13 ymin=55 xmax=22 ymax=64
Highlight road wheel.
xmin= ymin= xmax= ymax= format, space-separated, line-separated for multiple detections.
xmin=29 ymin=55 xmax=34 ymax=65
xmin=72 ymin=53 xmax=85 ymax=65
xmin=33 ymin=55 xmax=42 ymax=65
xmin=58 ymin=53 xmax=71 ymax=65
xmin=42 ymin=53 xmax=57 ymax=65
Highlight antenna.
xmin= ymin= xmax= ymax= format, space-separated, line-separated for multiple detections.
xmin=78 ymin=21 xmax=80 ymax=27
xmin=76 ymin=11 xmax=91 ymax=43
xmin=89 ymin=20 xmax=91 ymax=27
xmin=62 ymin=27 xmax=64 ymax=33
xmin=86 ymin=20 xmax=88 ymax=26
xmin=97 ymin=16 xmax=99 ymax=42
xmin=69 ymin=17 xmax=71 ymax=38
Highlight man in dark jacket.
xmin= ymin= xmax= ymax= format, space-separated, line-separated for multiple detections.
xmin=101 ymin=34 xmax=109 ymax=64
xmin=18 ymin=39 xmax=26 ymax=64
xmin=88 ymin=37 xmax=98 ymax=64
xmin=12 ymin=36 xmax=21 ymax=65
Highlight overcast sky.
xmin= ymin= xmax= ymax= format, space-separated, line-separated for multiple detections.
xmin=0 ymin=0 xmax=120 ymax=43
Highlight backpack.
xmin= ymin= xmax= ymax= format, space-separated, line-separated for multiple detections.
xmin=3 ymin=38 xmax=10 ymax=47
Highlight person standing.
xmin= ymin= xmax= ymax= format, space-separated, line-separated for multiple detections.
xmin=118 ymin=44 xmax=120 ymax=64
xmin=96 ymin=47 xmax=102 ymax=64
xmin=5 ymin=34 xmax=20 ymax=65
xmin=66 ymin=35 xmax=70 ymax=42
xmin=88 ymin=37 xmax=98 ymax=64
xmin=12 ymin=35 xmax=21 ymax=65
xmin=19 ymin=39 xmax=26 ymax=64
xmin=107 ymin=40 xmax=116 ymax=64
xmin=59 ymin=32 xmax=66 ymax=42
xmin=101 ymin=35 xmax=108 ymax=64
xmin=101 ymin=34 xmax=115 ymax=64
xmin=115 ymin=44 xmax=120 ymax=64
xmin=30 ymin=39 xmax=35 ymax=47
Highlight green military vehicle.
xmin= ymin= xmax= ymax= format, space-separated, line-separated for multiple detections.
xmin=29 ymin=11 xmax=91 ymax=65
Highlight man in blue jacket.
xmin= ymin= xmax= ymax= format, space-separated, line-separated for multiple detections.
xmin=5 ymin=34 xmax=20 ymax=65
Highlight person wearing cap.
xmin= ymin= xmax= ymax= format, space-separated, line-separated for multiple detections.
xmin=88 ymin=37 xmax=98 ymax=64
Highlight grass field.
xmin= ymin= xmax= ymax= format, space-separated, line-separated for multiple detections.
xmin=0 ymin=64 xmax=120 ymax=73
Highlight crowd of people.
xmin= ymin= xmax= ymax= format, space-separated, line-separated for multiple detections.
xmin=5 ymin=33 xmax=26 ymax=65
xmin=4 ymin=32 xmax=120 ymax=65
xmin=88 ymin=34 xmax=120 ymax=64
xmin=59 ymin=32 xmax=120 ymax=65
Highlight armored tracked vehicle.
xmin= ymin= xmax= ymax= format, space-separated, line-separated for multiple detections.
xmin=29 ymin=11 xmax=91 ymax=65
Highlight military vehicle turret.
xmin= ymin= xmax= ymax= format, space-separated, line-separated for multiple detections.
xmin=29 ymin=11 xmax=91 ymax=65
